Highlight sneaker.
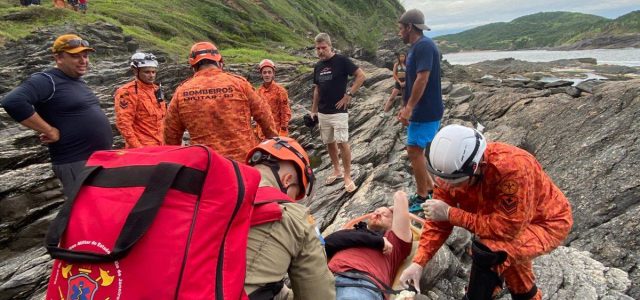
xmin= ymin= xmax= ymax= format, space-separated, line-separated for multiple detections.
xmin=408 ymin=193 xmax=427 ymax=213
xmin=408 ymin=191 xmax=433 ymax=213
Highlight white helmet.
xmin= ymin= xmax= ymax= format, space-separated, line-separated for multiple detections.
xmin=427 ymin=124 xmax=487 ymax=183
xmin=130 ymin=52 xmax=158 ymax=69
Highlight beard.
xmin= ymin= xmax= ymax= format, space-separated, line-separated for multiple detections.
xmin=368 ymin=222 xmax=388 ymax=232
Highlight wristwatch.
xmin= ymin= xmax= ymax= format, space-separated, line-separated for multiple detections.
xmin=346 ymin=91 xmax=354 ymax=97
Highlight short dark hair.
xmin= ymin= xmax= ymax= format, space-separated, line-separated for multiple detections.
xmin=195 ymin=59 xmax=219 ymax=70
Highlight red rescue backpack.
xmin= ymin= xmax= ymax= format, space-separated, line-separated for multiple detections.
xmin=44 ymin=146 xmax=260 ymax=300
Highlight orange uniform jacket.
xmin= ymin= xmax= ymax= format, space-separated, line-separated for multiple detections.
xmin=164 ymin=67 xmax=277 ymax=161
xmin=414 ymin=142 xmax=573 ymax=266
xmin=257 ymin=81 xmax=291 ymax=136
xmin=114 ymin=79 xmax=166 ymax=148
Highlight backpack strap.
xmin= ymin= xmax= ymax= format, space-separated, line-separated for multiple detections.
xmin=34 ymin=72 xmax=56 ymax=102
xmin=45 ymin=162 xmax=187 ymax=263
xmin=254 ymin=186 xmax=294 ymax=204
xmin=247 ymin=279 xmax=285 ymax=300
xmin=251 ymin=186 xmax=294 ymax=227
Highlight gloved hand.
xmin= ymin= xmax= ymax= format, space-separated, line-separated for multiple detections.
xmin=421 ymin=199 xmax=451 ymax=221
xmin=399 ymin=262 xmax=424 ymax=293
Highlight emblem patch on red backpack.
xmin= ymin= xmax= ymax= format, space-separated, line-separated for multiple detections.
xmin=50 ymin=241 xmax=123 ymax=300
xmin=67 ymin=274 xmax=98 ymax=300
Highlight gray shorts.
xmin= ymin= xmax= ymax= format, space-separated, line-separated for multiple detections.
xmin=318 ymin=112 xmax=349 ymax=144
xmin=52 ymin=160 xmax=87 ymax=198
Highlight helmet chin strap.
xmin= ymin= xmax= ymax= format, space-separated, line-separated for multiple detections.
xmin=468 ymin=160 xmax=484 ymax=185
xmin=266 ymin=162 xmax=288 ymax=194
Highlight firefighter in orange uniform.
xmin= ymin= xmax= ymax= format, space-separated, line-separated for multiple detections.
xmin=164 ymin=42 xmax=277 ymax=161
xmin=399 ymin=124 xmax=573 ymax=300
xmin=256 ymin=59 xmax=291 ymax=138
xmin=114 ymin=52 xmax=166 ymax=148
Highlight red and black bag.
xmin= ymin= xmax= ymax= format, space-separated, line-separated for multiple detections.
xmin=44 ymin=145 xmax=260 ymax=300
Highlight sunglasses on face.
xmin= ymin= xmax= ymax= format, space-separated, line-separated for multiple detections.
xmin=64 ymin=39 xmax=90 ymax=49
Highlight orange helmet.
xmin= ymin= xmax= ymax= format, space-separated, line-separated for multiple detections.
xmin=258 ymin=59 xmax=275 ymax=72
xmin=246 ymin=137 xmax=315 ymax=200
xmin=188 ymin=42 xmax=222 ymax=67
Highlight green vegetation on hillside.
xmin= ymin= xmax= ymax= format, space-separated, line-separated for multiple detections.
xmin=569 ymin=10 xmax=640 ymax=42
xmin=436 ymin=11 xmax=639 ymax=51
xmin=0 ymin=0 xmax=404 ymax=61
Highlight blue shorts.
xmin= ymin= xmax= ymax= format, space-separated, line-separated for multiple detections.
xmin=407 ymin=120 xmax=440 ymax=148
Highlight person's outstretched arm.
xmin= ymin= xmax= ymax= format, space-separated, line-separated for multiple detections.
xmin=391 ymin=191 xmax=412 ymax=243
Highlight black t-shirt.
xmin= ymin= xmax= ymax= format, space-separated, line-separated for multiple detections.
xmin=1 ymin=68 xmax=113 ymax=164
xmin=313 ymin=54 xmax=358 ymax=114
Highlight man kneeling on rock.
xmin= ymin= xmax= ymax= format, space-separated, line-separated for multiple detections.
xmin=399 ymin=124 xmax=573 ymax=300
xmin=244 ymin=137 xmax=335 ymax=300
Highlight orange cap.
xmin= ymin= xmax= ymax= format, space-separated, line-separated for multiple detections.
xmin=188 ymin=42 xmax=222 ymax=66
xmin=52 ymin=34 xmax=95 ymax=54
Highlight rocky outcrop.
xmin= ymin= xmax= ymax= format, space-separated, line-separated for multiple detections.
xmin=553 ymin=33 xmax=640 ymax=50
xmin=1 ymin=22 xmax=639 ymax=299
xmin=466 ymin=58 xmax=639 ymax=79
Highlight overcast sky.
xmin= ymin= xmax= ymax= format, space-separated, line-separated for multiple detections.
xmin=400 ymin=0 xmax=639 ymax=37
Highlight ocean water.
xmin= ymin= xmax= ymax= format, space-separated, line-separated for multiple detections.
xmin=443 ymin=48 xmax=640 ymax=67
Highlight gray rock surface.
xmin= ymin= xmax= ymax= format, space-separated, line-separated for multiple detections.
xmin=1 ymin=22 xmax=639 ymax=299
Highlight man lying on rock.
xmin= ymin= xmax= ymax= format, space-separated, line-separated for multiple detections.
xmin=325 ymin=191 xmax=413 ymax=300
xmin=399 ymin=124 xmax=573 ymax=300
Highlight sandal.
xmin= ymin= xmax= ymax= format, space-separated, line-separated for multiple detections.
xmin=344 ymin=181 xmax=357 ymax=193
xmin=325 ymin=174 xmax=343 ymax=185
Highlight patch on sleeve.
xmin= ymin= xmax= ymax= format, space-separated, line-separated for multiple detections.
xmin=118 ymin=98 xmax=129 ymax=109
xmin=499 ymin=179 xmax=519 ymax=195
xmin=499 ymin=196 xmax=518 ymax=215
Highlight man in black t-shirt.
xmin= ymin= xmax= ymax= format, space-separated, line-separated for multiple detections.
xmin=310 ymin=33 xmax=366 ymax=193
xmin=1 ymin=34 xmax=113 ymax=197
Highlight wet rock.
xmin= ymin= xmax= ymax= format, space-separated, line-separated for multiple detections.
xmin=524 ymin=81 xmax=546 ymax=89
xmin=502 ymin=79 xmax=530 ymax=88
xmin=449 ymin=94 xmax=474 ymax=106
xmin=566 ymin=86 xmax=582 ymax=98
xmin=544 ymin=80 xmax=574 ymax=88
xmin=373 ymin=49 xmax=397 ymax=70
xmin=576 ymin=79 xmax=606 ymax=94
xmin=441 ymin=81 xmax=453 ymax=94
xmin=448 ymin=84 xmax=473 ymax=98
xmin=475 ymin=75 xmax=502 ymax=87
xmin=0 ymin=247 xmax=51 ymax=300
